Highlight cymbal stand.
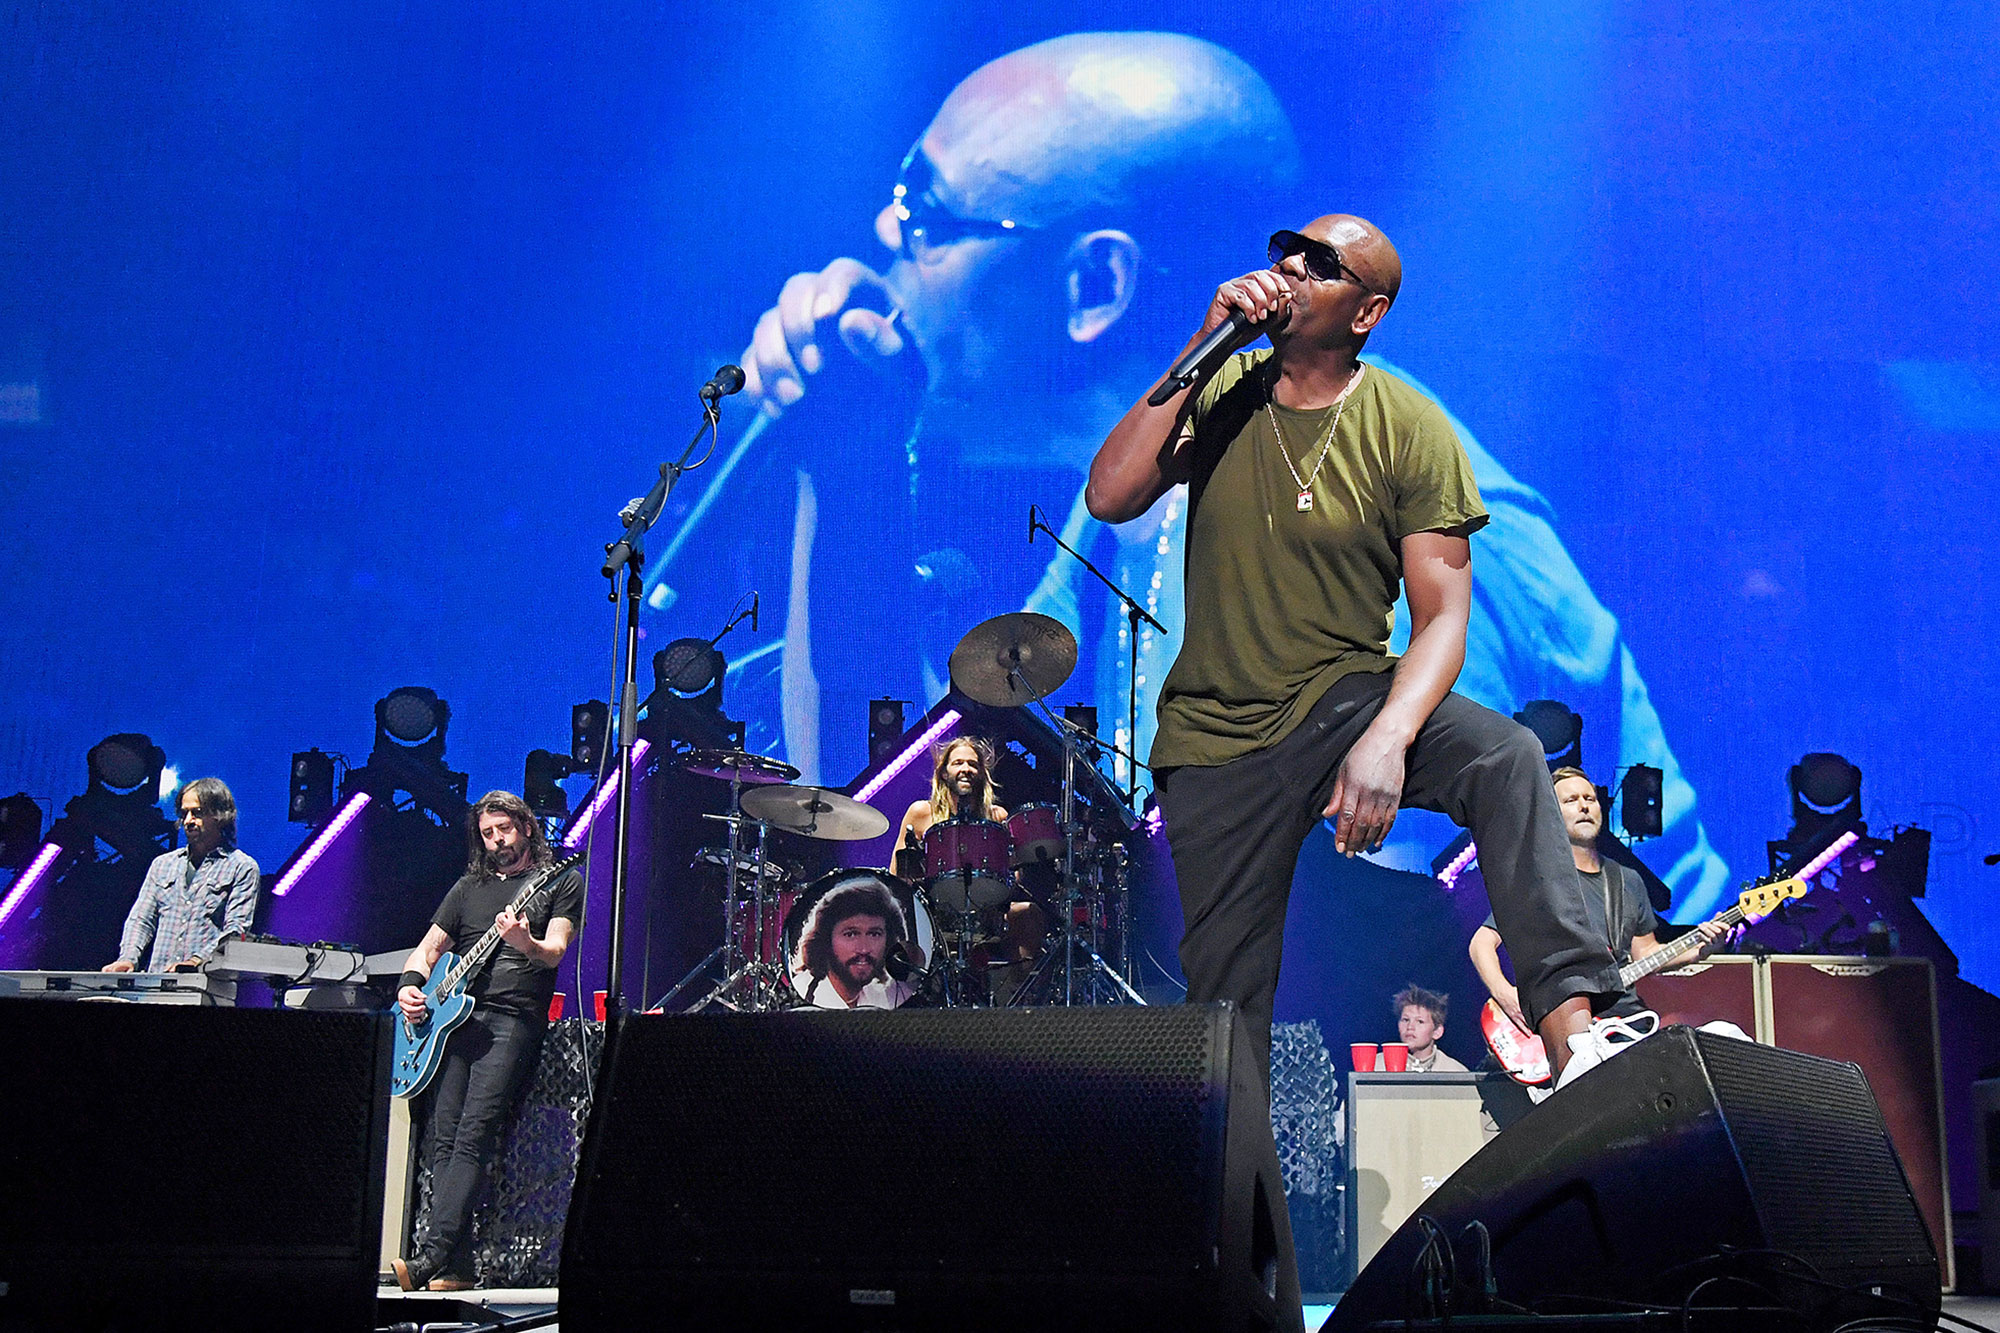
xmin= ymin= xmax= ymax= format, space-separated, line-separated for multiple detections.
xmin=688 ymin=815 xmax=792 ymax=1012
xmin=1028 ymin=504 xmax=1163 ymax=806
xmin=1004 ymin=669 xmax=1145 ymax=1008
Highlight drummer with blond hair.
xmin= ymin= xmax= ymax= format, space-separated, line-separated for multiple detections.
xmin=894 ymin=735 xmax=1045 ymax=998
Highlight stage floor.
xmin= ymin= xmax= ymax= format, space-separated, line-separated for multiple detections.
xmin=373 ymin=1287 xmax=2000 ymax=1330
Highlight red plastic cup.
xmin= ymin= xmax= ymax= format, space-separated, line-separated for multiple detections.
xmin=1381 ymin=1042 xmax=1409 ymax=1072
xmin=593 ymin=989 xmax=608 ymax=1022
xmin=546 ymin=992 xmax=566 ymax=1022
xmin=1349 ymin=1042 xmax=1380 ymax=1072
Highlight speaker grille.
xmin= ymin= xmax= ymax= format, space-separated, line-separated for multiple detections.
xmin=574 ymin=1007 xmax=1225 ymax=1278
xmin=1694 ymin=1030 xmax=1939 ymax=1275
xmin=0 ymin=1004 xmax=386 ymax=1257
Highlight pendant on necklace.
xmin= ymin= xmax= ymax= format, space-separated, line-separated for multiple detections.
xmin=1296 ymin=488 xmax=1314 ymax=513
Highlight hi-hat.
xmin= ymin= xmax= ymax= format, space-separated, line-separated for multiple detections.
xmin=741 ymin=785 xmax=890 ymax=842
xmin=683 ymin=749 xmax=800 ymax=786
xmin=949 ymin=611 xmax=1077 ymax=708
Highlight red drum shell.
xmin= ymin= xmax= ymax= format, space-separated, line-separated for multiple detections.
xmin=922 ymin=816 xmax=1013 ymax=911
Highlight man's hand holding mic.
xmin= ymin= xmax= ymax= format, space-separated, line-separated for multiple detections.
xmin=740 ymin=258 xmax=911 ymax=420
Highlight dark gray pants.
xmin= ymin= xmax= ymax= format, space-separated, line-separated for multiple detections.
xmin=1156 ymin=670 xmax=1621 ymax=1082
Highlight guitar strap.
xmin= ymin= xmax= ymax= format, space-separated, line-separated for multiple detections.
xmin=1603 ymin=858 xmax=1628 ymax=964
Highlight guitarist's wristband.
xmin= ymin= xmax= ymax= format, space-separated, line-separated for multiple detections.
xmin=399 ymin=970 xmax=427 ymax=993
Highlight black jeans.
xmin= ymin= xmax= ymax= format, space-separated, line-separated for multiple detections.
xmin=1155 ymin=670 xmax=1621 ymax=1084
xmin=420 ymin=1006 xmax=546 ymax=1279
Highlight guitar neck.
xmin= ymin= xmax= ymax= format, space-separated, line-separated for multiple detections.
xmin=441 ymin=862 xmax=565 ymax=993
xmin=1618 ymin=904 xmax=1745 ymax=988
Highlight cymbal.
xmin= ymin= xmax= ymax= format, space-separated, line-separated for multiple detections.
xmin=683 ymin=748 xmax=800 ymax=786
xmin=740 ymin=785 xmax=891 ymax=842
xmin=949 ymin=611 xmax=1078 ymax=708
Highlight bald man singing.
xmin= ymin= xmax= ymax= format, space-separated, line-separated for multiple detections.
xmin=1087 ymin=216 xmax=1622 ymax=1084
xmin=687 ymin=33 xmax=1728 ymax=925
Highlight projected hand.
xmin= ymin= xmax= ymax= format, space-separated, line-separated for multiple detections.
xmin=741 ymin=258 xmax=908 ymax=420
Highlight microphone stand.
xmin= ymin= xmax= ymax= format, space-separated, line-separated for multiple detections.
xmin=596 ymin=389 xmax=725 ymax=1020
xmin=1029 ymin=506 xmax=1162 ymax=807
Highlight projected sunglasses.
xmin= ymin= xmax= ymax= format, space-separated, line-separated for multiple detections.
xmin=890 ymin=140 xmax=1044 ymax=262
xmin=1268 ymin=230 xmax=1378 ymax=293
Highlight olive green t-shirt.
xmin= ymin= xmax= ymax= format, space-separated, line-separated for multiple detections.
xmin=1150 ymin=351 xmax=1488 ymax=770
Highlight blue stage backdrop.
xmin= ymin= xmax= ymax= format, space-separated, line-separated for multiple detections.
xmin=2 ymin=4 xmax=1995 ymax=992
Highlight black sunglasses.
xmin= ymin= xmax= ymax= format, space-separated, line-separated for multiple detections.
xmin=891 ymin=141 xmax=1040 ymax=263
xmin=1268 ymin=230 xmax=1377 ymax=293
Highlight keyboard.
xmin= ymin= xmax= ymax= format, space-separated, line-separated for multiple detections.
xmin=204 ymin=935 xmax=368 ymax=984
xmin=0 ymin=970 xmax=236 ymax=1005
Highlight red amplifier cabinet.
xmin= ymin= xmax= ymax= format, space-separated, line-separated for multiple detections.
xmin=1764 ymin=955 xmax=1952 ymax=1291
xmin=1635 ymin=954 xmax=1760 ymax=1038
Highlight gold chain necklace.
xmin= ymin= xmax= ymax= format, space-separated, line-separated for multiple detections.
xmin=1264 ymin=363 xmax=1365 ymax=513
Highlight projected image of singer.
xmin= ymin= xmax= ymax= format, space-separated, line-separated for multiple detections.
xmin=688 ymin=31 xmax=1728 ymax=911
xmin=1085 ymin=215 xmax=1623 ymax=1084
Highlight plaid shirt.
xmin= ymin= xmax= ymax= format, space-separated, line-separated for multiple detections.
xmin=117 ymin=845 xmax=261 ymax=971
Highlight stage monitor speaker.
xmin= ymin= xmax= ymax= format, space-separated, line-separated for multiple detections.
xmin=560 ymin=1004 xmax=1303 ymax=1332
xmin=0 ymin=1001 xmax=391 ymax=1333
xmin=1327 ymin=1025 xmax=1941 ymax=1331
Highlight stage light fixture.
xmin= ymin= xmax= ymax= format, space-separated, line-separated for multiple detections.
xmin=1620 ymin=764 xmax=1663 ymax=840
xmin=1513 ymin=699 xmax=1582 ymax=770
xmin=1791 ymin=752 xmax=1862 ymax=824
xmin=525 ymin=749 xmax=578 ymax=817
xmin=868 ymin=698 xmax=909 ymax=766
xmin=0 ymin=793 xmax=44 ymax=869
xmin=654 ymin=638 xmax=723 ymax=697
xmin=374 ymin=687 xmax=450 ymax=764
xmin=289 ymin=750 xmax=336 ymax=824
xmin=86 ymin=733 xmax=165 ymax=799
xmin=571 ymin=701 xmax=610 ymax=769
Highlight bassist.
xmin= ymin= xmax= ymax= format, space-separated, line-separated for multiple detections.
xmin=391 ymin=791 xmax=584 ymax=1293
xmin=1471 ymin=767 xmax=1726 ymax=1039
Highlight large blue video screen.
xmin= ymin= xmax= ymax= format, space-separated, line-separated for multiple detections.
xmin=2 ymin=3 xmax=1995 ymax=986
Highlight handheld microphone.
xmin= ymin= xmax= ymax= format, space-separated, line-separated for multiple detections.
xmin=1145 ymin=308 xmax=1282 ymax=407
xmin=699 ymin=364 xmax=747 ymax=401
xmin=749 ymin=591 xmax=759 ymax=632
xmin=1028 ymin=503 xmax=1039 ymax=545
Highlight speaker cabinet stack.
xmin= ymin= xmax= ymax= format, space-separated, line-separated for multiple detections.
xmin=561 ymin=1003 xmax=1303 ymax=1331
xmin=0 ymin=1002 xmax=391 ymax=1332
xmin=1328 ymin=1025 xmax=1941 ymax=1331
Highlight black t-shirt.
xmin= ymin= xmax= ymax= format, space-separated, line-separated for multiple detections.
xmin=1486 ymin=861 xmax=1660 ymax=1015
xmin=433 ymin=864 xmax=585 ymax=1019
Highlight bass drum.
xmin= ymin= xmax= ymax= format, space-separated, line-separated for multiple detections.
xmin=780 ymin=868 xmax=933 ymax=987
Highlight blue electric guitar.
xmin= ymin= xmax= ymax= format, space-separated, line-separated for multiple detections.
xmin=391 ymin=852 xmax=583 ymax=1099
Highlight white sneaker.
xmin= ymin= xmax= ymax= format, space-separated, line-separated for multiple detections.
xmin=1553 ymin=1010 xmax=1661 ymax=1090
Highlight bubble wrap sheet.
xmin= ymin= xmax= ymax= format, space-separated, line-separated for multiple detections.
xmin=1270 ymin=1019 xmax=1346 ymax=1294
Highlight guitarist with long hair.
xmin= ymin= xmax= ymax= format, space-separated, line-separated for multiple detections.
xmin=391 ymin=791 xmax=584 ymax=1293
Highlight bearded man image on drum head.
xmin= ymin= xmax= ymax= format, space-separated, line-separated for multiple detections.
xmin=790 ymin=875 xmax=916 ymax=1010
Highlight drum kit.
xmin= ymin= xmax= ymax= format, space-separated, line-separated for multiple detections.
xmin=658 ymin=611 xmax=1147 ymax=1013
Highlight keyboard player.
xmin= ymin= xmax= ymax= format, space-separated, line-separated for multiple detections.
xmin=102 ymin=777 xmax=260 ymax=974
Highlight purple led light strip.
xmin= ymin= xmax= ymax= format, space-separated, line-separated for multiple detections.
xmin=1437 ymin=839 xmax=1480 ymax=890
xmin=562 ymin=738 xmax=652 ymax=851
xmin=0 ymin=841 xmax=65 ymax=932
xmin=853 ymin=709 xmax=962 ymax=805
xmin=273 ymin=791 xmax=373 ymax=897
xmin=1797 ymin=829 xmax=1860 ymax=880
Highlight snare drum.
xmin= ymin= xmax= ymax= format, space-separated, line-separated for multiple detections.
xmin=922 ymin=816 xmax=1013 ymax=911
xmin=1006 ymin=802 xmax=1063 ymax=867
